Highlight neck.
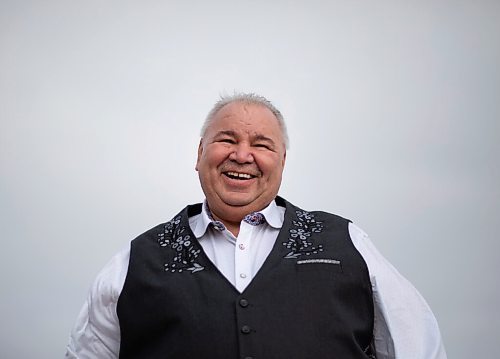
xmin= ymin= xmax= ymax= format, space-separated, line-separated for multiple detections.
xmin=205 ymin=198 xmax=274 ymax=237
xmin=204 ymin=206 xmax=240 ymax=236
xmin=218 ymin=218 xmax=241 ymax=237
xmin=207 ymin=204 xmax=258 ymax=238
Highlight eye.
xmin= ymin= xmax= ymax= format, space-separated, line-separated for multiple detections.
xmin=254 ymin=143 xmax=272 ymax=150
xmin=217 ymin=138 xmax=235 ymax=144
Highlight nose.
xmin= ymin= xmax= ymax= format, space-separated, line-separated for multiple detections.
xmin=229 ymin=143 xmax=254 ymax=164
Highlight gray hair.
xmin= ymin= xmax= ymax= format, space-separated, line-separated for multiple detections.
xmin=201 ymin=93 xmax=289 ymax=149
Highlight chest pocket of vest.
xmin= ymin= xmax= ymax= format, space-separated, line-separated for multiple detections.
xmin=295 ymin=260 xmax=343 ymax=274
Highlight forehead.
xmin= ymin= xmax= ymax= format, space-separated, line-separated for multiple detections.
xmin=206 ymin=102 xmax=282 ymax=136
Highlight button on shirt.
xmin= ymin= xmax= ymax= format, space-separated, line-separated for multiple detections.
xmin=65 ymin=200 xmax=447 ymax=359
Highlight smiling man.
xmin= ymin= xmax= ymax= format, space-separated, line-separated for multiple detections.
xmin=196 ymin=100 xmax=286 ymax=236
xmin=66 ymin=93 xmax=447 ymax=359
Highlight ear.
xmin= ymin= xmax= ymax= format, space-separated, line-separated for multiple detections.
xmin=281 ymin=150 xmax=287 ymax=167
xmin=195 ymin=139 xmax=203 ymax=171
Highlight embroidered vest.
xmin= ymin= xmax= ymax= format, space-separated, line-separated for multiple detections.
xmin=117 ymin=197 xmax=374 ymax=358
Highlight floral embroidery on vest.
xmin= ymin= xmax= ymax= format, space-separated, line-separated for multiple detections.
xmin=158 ymin=216 xmax=205 ymax=273
xmin=283 ymin=210 xmax=324 ymax=259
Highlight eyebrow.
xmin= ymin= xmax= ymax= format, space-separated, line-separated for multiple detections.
xmin=213 ymin=130 xmax=237 ymax=138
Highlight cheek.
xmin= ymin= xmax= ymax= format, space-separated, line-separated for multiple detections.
xmin=257 ymin=154 xmax=284 ymax=177
xmin=202 ymin=146 xmax=231 ymax=169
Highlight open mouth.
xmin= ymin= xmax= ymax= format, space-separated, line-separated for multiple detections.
xmin=223 ymin=171 xmax=257 ymax=180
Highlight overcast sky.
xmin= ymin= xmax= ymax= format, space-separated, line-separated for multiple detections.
xmin=1 ymin=1 xmax=499 ymax=358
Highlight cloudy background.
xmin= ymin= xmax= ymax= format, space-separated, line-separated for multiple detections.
xmin=1 ymin=0 xmax=499 ymax=358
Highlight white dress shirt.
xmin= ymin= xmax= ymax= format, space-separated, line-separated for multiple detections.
xmin=65 ymin=200 xmax=447 ymax=359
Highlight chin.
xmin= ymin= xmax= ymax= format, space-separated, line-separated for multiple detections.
xmin=220 ymin=196 xmax=255 ymax=207
xmin=221 ymin=192 xmax=276 ymax=211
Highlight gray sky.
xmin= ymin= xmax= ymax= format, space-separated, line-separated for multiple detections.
xmin=1 ymin=0 xmax=499 ymax=358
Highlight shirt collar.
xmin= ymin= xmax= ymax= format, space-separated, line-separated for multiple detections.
xmin=258 ymin=199 xmax=284 ymax=229
xmin=190 ymin=199 xmax=284 ymax=239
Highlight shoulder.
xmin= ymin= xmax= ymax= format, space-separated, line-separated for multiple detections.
xmin=131 ymin=222 xmax=168 ymax=244
xmin=131 ymin=203 xmax=202 ymax=246
xmin=90 ymin=245 xmax=131 ymax=301
xmin=279 ymin=197 xmax=351 ymax=231
xmin=309 ymin=210 xmax=350 ymax=225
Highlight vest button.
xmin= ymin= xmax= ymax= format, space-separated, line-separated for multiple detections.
xmin=241 ymin=325 xmax=251 ymax=334
xmin=239 ymin=299 xmax=249 ymax=308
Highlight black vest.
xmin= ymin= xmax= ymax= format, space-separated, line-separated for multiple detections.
xmin=117 ymin=197 xmax=374 ymax=359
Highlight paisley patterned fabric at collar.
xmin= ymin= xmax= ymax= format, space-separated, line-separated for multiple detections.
xmin=204 ymin=203 xmax=227 ymax=232
xmin=243 ymin=212 xmax=266 ymax=226
xmin=205 ymin=203 xmax=266 ymax=229
xmin=210 ymin=221 xmax=226 ymax=232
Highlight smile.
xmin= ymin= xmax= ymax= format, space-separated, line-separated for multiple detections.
xmin=223 ymin=171 xmax=257 ymax=180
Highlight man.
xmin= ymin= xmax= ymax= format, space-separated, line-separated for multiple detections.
xmin=66 ymin=93 xmax=447 ymax=358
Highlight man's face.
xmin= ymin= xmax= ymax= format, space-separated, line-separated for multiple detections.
xmin=196 ymin=102 xmax=286 ymax=222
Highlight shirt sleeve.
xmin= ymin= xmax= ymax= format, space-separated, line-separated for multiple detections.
xmin=348 ymin=223 xmax=447 ymax=359
xmin=65 ymin=247 xmax=130 ymax=359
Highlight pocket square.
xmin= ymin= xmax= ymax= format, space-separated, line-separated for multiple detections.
xmin=296 ymin=258 xmax=341 ymax=265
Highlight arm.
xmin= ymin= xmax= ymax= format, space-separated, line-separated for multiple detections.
xmin=65 ymin=247 xmax=129 ymax=359
xmin=349 ymin=223 xmax=447 ymax=359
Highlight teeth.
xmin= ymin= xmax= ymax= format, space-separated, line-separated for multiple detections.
xmin=227 ymin=171 xmax=252 ymax=179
